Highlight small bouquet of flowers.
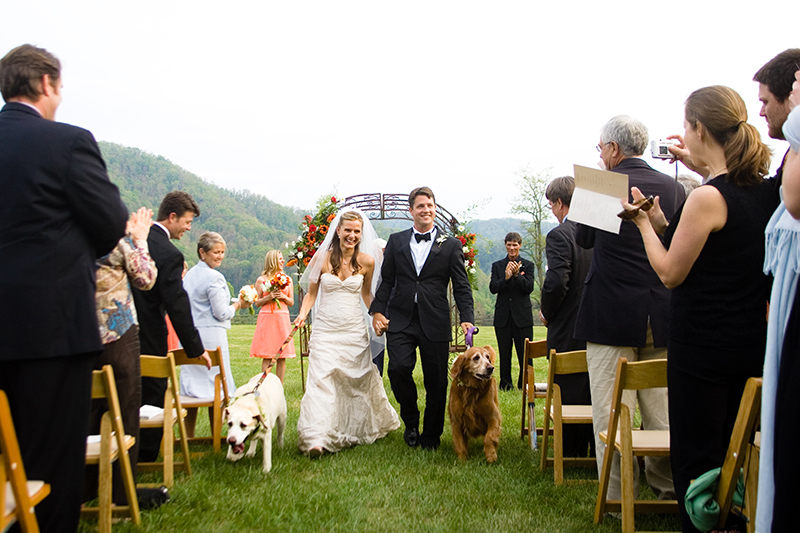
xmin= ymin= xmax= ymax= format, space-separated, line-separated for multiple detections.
xmin=239 ymin=285 xmax=258 ymax=315
xmin=262 ymin=272 xmax=291 ymax=309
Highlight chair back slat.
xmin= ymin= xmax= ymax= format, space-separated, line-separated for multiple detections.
xmin=551 ymin=350 xmax=589 ymax=375
xmin=622 ymin=359 xmax=668 ymax=390
xmin=140 ymin=355 xmax=171 ymax=378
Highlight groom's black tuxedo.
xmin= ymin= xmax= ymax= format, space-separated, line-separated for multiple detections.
xmin=370 ymin=227 xmax=474 ymax=447
xmin=371 ymin=228 xmax=474 ymax=339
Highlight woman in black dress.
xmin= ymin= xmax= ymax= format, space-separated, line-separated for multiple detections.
xmin=622 ymin=85 xmax=778 ymax=532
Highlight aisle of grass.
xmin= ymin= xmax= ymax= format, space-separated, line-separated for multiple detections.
xmin=78 ymin=325 xmax=680 ymax=533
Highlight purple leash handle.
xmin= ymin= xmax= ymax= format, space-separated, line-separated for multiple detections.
xmin=465 ymin=326 xmax=479 ymax=348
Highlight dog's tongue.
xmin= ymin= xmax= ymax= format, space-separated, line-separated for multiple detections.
xmin=232 ymin=443 xmax=245 ymax=454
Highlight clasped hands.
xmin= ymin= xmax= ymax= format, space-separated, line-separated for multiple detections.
xmin=505 ymin=260 xmax=522 ymax=280
xmin=372 ymin=312 xmax=474 ymax=337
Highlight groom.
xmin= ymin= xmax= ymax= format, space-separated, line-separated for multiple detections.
xmin=371 ymin=187 xmax=474 ymax=450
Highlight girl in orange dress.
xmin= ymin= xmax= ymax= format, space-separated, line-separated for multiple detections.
xmin=250 ymin=250 xmax=295 ymax=382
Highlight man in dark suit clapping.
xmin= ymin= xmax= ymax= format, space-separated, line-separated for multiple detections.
xmin=371 ymin=187 xmax=474 ymax=450
xmin=489 ymin=232 xmax=535 ymax=390
xmin=0 ymin=44 xmax=128 ymax=532
xmin=540 ymin=176 xmax=594 ymax=457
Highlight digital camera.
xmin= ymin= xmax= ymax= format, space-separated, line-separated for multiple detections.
xmin=650 ymin=139 xmax=677 ymax=159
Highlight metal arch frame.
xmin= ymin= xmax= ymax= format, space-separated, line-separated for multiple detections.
xmin=339 ymin=193 xmax=461 ymax=235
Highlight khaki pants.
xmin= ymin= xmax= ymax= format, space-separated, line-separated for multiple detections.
xmin=587 ymin=327 xmax=675 ymax=502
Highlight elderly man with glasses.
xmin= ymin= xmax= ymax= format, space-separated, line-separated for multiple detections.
xmin=574 ymin=115 xmax=685 ymax=507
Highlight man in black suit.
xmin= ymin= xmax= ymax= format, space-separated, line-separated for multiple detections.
xmin=540 ymin=176 xmax=594 ymax=457
xmin=371 ymin=187 xmax=474 ymax=450
xmin=575 ymin=115 xmax=684 ymax=502
xmin=131 ymin=191 xmax=210 ymax=463
xmin=0 ymin=44 xmax=128 ymax=532
xmin=489 ymin=232 xmax=535 ymax=390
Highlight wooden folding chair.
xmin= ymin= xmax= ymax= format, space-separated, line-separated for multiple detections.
xmin=1 ymin=390 xmax=50 ymax=533
xmin=520 ymin=339 xmax=548 ymax=449
xmin=138 ymin=353 xmax=192 ymax=488
xmin=713 ymin=377 xmax=762 ymax=532
xmin=171 ymin=347 xmax=229 ymax=452
xmin=539 ymin=349 xmax=595 ymax=484
xmin=594 ymin=357 xmax=678 ymax=533
xmin=742 ymin=431 xmax=760 ymax=533
xmin=82 ymin=366 xmax=140 ymax=532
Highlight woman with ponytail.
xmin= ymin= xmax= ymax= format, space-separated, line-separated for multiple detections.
xmin=621 ymin=85 xmax=779 ymax=532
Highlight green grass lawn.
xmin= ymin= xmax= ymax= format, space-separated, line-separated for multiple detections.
xmin=78 ymin=325 xmax=680 ymax=533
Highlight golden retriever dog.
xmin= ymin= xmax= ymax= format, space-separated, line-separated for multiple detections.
xmin=448 ymin=345 xmax=501 ymax=463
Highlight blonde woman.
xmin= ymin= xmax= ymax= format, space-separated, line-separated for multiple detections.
xmin=250 ymin=250 xmax=295 ymax=382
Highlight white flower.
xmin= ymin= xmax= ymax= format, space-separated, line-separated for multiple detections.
xmin=464 ymin=260 xmax=470 ymax=268
xmin=469 ymin=268 xmax=476 ymax=274
xmin=298 ymin=251 xmax=304 ymax=259
xmin=239 ymin=285 xmax=258 ymax=303
xmin=462 ymin=246 xmax=469 ymax=253
xmin=458 ymin=225 xmax=465 ymax=232
xmin=291 ymin=241 xmax=296 ymax=247
xmin=285 ymin=242 xmax=289 ymax=248
xmin=435 ymin=234 xmax=447 ymax=246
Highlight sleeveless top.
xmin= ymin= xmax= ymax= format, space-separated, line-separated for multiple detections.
xmin=664 ymin=174 xmax=777 ymax=348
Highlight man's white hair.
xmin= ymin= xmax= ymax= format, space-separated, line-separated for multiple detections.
xmin=600 ymin=115 xmax=649 ymax=157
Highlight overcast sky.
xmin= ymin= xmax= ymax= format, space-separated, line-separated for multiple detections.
xmin=2 ymin=1 xmax=797 ymax=221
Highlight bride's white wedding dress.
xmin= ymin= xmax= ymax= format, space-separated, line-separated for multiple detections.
xmin=297 ymin=273 xmax=400 ymax=454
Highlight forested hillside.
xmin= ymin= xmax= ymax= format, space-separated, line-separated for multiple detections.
xmin=99 ymin=142 xmax=555 ymax=324
xmin=100 ymin=142 xmax=303 ymax=293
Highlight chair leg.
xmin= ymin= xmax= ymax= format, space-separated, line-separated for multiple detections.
xmin=620 ymin=413 xmax=635 ymax=533
xmin=177 ymin=409 xmax=192 ymax=478
xmin=539 ymin=406 xmax=551 ymax=473
xmin=554 ymin=412 xmax=563 ymax=485
xmin=212 ymin=402 xmax=221 ymax=453
xmin=594 ymin=438 xmax=613 ymax=523
xmin=163 ymin=416 xmax=174 ymax=488
xmin=99 ymin=414 xmax=112 ymax=533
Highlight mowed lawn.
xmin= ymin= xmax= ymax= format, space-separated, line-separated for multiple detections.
xmin=78 ymin=325 xmax=680 ymax=533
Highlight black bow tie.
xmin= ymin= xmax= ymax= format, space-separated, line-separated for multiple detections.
xmin=415 ymin=232 xmax=432 ymax=243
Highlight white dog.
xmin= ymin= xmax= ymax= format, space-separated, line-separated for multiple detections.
xmin=224 ymin=372 xmax=287 ymax=473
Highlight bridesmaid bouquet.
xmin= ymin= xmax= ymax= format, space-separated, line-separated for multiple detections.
xmin=239 ymin=285 xmax=258 ymax=315
xmin=264 ymin=272 xmax=291 ymax=309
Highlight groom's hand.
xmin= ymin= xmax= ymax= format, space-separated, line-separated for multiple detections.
xmin=373 ymin=313 xmax=389 ymax=336
xmin=460 ymin=322 xmax=474 ymax=335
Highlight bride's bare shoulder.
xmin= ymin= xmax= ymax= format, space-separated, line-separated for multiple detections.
xmin=358 ymin=252 xmax=375 ymax=267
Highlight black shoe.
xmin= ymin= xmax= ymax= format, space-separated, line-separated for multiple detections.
xmin=420 ymin=436 xmax=440 ymax=451
xmin=137 ymin=486 xmax=170 ymax=510
xmin=403 ymin=427 xmax=419 ymax=447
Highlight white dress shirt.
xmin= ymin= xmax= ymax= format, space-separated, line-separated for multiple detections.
xmin=409 ymin=227 xmax=437 ymax=275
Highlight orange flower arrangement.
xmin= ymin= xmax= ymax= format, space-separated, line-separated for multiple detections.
xmin=285 ymin=194 xmax=339 ymax=276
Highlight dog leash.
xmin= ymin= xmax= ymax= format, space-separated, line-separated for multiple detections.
xmin=465 ymin=326 xmax=479 ymax=348
xmin=252 ymin=324 xmax=299 ymax=394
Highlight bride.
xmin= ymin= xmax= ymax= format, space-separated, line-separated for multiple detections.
xmin=294 ymin=208 xmax=400 ymax=457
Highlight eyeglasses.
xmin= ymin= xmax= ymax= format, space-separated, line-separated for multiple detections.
xmin=596 ymin=140 xmax=616 ymax=152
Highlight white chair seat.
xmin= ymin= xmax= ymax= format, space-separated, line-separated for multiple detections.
xmin=4 ymin=480 xmax=46 ymax=516
xmin=533 ymin=383 xmax=548 ymax=393
xmin=599 ymin=429 xmax=671 ymax=455
xmin=139 ymin=408 xmax=186 ymax=427
xmin=85 ymin=433 xmax=135 ymax=463
xmin=179 ymin=395 xmax=214 ymax=408
xmin=548 ymin=404 xmax=593 ymax=422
